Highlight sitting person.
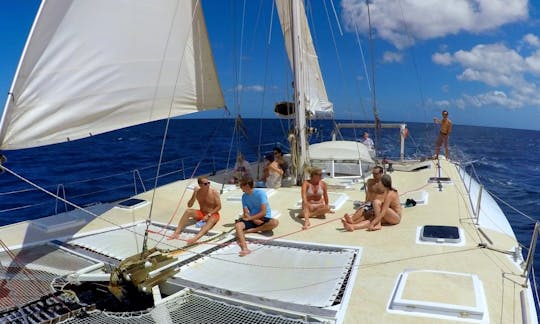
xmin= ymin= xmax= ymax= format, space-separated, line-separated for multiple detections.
xmin=342 ymin=165 xmax=384 ymax=225
xmin=262 ymin=153 xmax=283 ymax=188
xmin=301 ymin=167 xmax=333 ymax=230
xmin=168 ymin=176 xmax=221 ymax=244
xmin=341 ymin=174 xmax=402 ymax=231
xmin=230 ymin=153 xmax=251 ymax=184
xmin=235 ymin=177 xmax=279 ymax=256
xmin=273 ymin=147 xmax=289 ymax=177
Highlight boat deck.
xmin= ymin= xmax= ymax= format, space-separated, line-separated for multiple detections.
xmin=0 ymin=158 xmax=536 ymax=323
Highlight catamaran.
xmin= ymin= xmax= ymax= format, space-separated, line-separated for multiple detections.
xmin=0 ymin=1 xmax=538 ymax=323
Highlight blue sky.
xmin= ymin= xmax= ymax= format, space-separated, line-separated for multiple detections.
xmin=1 ymin=1 xmax=539 ymax=130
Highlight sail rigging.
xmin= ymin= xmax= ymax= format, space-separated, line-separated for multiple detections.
xmin=0 ymin=0 xmax=224 ymax=150
xmin=275 ymin=0 xmax=335 ymax=182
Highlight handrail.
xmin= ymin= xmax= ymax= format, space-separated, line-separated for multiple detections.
xmin=55 ymin=184 xmax=68 ymax=214
xmin=132 ymin=169 xmax=146 ymax=195
xmin=332 ymin=122 xmax=407 ymax=161
xmin=522 ymin=222 xmax=540 ymax=287
xmin=475 ymin=185 xmax=483 ymax=225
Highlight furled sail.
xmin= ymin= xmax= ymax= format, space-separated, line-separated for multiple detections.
xmin=0 ymin=0 xmax=224 ymax=150
xmin=276 ymin=0 xmax=333 ymax=119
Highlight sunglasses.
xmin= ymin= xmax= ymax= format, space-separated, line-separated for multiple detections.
xmin=201 ymin=182 xmax=210 ymax=186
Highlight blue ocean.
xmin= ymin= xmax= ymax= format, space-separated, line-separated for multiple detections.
xmin=1 ymin=118 xmax=539 ymax=305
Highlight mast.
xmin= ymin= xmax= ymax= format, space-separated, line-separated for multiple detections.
xmin=366 ymin=0 xmax=381 ymax=156
xmin=291 ymin=0 xmax=308 ymax=183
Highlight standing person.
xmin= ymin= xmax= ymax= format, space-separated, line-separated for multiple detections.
xmin=361 ymin=131 xmax=375 ymax=151
xmin=235 ymin=177 xmax=279 ymax=256
xmin=433 ymin=110 xmax=452 ymax=160
xmin=342 ymin=174 xmax=402 ymax=231
xmin=301 ymin=167 xmax=333 ymax=230
xmin=342 ymin=165 xmax=384 ymax=226
xmin=168 ymin=176 xmax=221 ymax=244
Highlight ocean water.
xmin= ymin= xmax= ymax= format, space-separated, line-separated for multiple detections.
xmin=1 ymin=118 xmax=539 ymax=309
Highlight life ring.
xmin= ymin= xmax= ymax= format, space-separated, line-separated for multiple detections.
xmin=402 ymin=127 xmax=409 ymax=139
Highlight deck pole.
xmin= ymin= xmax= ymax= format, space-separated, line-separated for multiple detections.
xmin=522 ymin=222 xmax=540 ymax=287
xmin=474 ymin=185 xmax=483 ymax=225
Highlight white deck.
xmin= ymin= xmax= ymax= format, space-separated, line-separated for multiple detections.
xmin=0 ymin=158 xmax=537 ymax=323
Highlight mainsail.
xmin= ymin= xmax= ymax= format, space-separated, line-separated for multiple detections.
xmin=0 ymin=0 xmax=224 ymax=150
xmin=276 ymin=0 xmax=333 ymax=119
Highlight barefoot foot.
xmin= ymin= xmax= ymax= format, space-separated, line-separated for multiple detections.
xmin=343 ymin=213 xmax=353 ymax=224
xmin=341 ymin=219 xmax=355 ymax=232
xmin=239 ymin=249 xmax=252 ymax=257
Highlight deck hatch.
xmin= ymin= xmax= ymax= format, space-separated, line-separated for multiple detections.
xmin=420 ymin=225 xmax=461 ymax=243
xmin=388 ymin=269 xmax=487 ymax=321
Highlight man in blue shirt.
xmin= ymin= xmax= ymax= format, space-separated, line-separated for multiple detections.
xmin=235 ymin=177 xmax=279 ymax=256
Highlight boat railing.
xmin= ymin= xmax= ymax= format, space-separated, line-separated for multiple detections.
xmin=522 ymin=222 xmax=539 ymax=287
xmin=55 ymin=184 xmax=68 ymax=214
xmin=459 ymin=161 xmax=540 ymax=295
xmin=0 ymin=142 xmax=287 ymax=223
xmin=132 ymin=169 xmax=147 ymax=194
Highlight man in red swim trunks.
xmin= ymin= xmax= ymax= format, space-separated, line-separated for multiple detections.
xmin=168 ymin=176 xmax=221 ymax=244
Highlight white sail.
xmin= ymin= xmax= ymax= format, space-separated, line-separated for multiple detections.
xmin=276 ymin=0 xmax=333 ymax=118
xmin=0 ymin=0 xmax=224 ymax=150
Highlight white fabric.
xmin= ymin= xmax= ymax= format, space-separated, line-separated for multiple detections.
xmin=0 ymin=0 xmax=224 ymax=150
xmin=309 ymin=140 xmax=374 ymax=163
xmin=276 ymin=0 xmax=333 ymax=118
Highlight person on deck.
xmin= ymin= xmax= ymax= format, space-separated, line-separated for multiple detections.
xmin=341 ymin=165 xmax=384 ymax=226
xmin=361 ymin=131 xmax=375 ymax=151
xmin=273 ymin=147 xmax=289 ymax=177
xmin=342 ymin=174 xmax=402 ymax=231
xmin=168 ymin=176 xmax=221 ymax=244
xmin=433 ymin=110 xmax=452 ymax=160
xmin=301 ymin=167 xmax=333 ymax=230
xmin=230 ymin=153 xmax=251 ymax=184
xmin=235 ymin=177 xmax=279 ymax=256
xmin=262 ymin=153 xmax=283 ymax=189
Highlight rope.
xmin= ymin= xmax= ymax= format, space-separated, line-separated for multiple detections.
xmin=142 ymin=0 xmax=188 ymax=253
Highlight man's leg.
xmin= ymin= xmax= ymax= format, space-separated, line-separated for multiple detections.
xmin=235 ymin=221 xmax=251 ymax=256
xmin=434 ymin=135 xmax=442 ymax=159
xmin=187 ymin=215 xmax=219 ymax=244
xmin=444 ymin=137 xmax=450 ymax=160
xmin=168 ymin=209 xmax=196 ymax=239
xmin=246 ymin=219 xmax=279 ymax=234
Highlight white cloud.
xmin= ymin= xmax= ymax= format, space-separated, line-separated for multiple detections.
xmin=234 ymin=84 xmax=264 ymax=92
xmin=525 ymin=50 xmax=540 ymax=74
xmin=341 ymin=0 xmax=528 ymax=49
xmin=432 ymin=52 xmax=453 ymax=65
xmin=434 ymin=43 xmax=528 ymax=88
xmin=431 ymin=39 xmax=540 ymax=110
xmin=382 ymin=51 xmax=403 ymax=63
xmin=523 ymin=33 xmax=540 ymax=48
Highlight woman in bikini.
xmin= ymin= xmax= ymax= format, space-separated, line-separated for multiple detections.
xmin=301 ymin=167 xmax=333 ymax=229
